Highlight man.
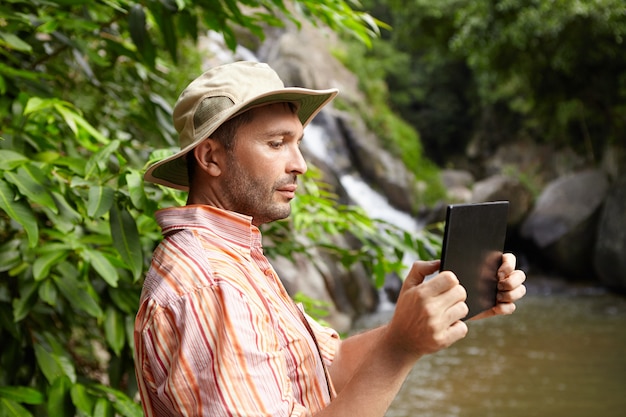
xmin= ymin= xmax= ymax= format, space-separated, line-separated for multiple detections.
xmin=134 ymin=61 xmax=526 ymax=417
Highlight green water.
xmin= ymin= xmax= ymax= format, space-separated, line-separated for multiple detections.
xmin=382 ymin=277 xmax=626 ymax=417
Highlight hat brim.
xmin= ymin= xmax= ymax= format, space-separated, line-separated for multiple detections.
xmin=143 ymin=87 xmax=338 ymax=191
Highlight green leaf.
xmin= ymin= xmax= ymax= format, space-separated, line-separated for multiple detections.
xmin=87 ymin=186 xmax=114 ymax=218
xmin=92 ymin=385 xmax=142 ymax=417
xmin=0 ymin=31 xmax=32 ymax=53
xmin=125 ymin=171 xmax=146 ymax=210
xmin=0 ymin=304 xmax=20 ymax=339
xmin=33 ymin=250 xmax=68 ymax=281
xmin=0 ymin=180 xmax=39 ymax=248
xmin=45 ymin=191 xmax=81 ymax=233
xmin=0 ymin=241 xmax=21 ymax=273
xmin=12 ymin=282 xmax=38 ymax=323
xmin=154 ymin=2 xmax=178 ymax=62
xmin=0 ymin=62 xmax=44 ymax=82
xmin=38 ymin=279 xmax=58 ymax=306
xmin=104 ymin=306 xmax=125 ymax=356
xmin=93 ymin=397 xmax=112 ymax=417
xmin=55 ymin=156 xmax=86 ymax=176
xmin=53 ymin=266 xmax=103 ymax=319
xmin=47 ymin=0 xmax=92 ymax=5
xmin=109 ymin=286 xmax=139 ymax=314
xmin=125 ymin=314 xmax=135 ymax=352
xmin=52 ymin=101 xmax=109 ymax=147
xmin=33 ymin=151 xmax=61 ymax=163
xmin=129 ymin=4 xmax=156 ymax=68
xmin=46 ymin=376 xmax=73 ymax=417
xmin=82 ymin=248 xmax=119 ymax=287
xmin=85 ymin=140 xmax=120 ymax=179
xmin=4 ymin=165 xmax=58 ymax=213
xmin=70 ymin=383 xmax=93 ymax=416
xmin=23 ymin=96 xmax=53 ymax=115
xmin=0 ymin=397 xmax=32 ymax=417
xmin=34 ymin=344 xmax=76 ymax=385
xmin=0 ymin=386 xmax=44 ymax=405
xmin=0 ymin=150 xmax=28 ymax=170
xmin=109 ymin=204 xmax=143 ymax=281
xmin=177 ymin=9 xmax=198 ymax=40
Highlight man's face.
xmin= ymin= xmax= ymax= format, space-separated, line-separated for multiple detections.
xmin=219 ymin=102 xmax=307 ymax=225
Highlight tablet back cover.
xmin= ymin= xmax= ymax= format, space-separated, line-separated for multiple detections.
xmin=440 ymin=201 xmax=509 ymax=319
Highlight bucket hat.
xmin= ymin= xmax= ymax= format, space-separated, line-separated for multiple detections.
xmin=144 ymin=61 xmax=339 ymax=190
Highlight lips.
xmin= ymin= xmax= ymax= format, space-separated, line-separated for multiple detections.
xmin=276 ymin=184 xmax=297 ymax=199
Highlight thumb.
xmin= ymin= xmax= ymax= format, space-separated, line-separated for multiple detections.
xmin=405 ymin=260 xmax=440 ymax=286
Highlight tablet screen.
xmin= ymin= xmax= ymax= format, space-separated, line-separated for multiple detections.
xmin=440 ymin=201 xmax=509 ymax=319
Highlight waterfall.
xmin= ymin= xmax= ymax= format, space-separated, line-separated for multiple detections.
xmin=304 ymin=123 xmax=420 ymax=233
xmin=338 ymin=174 xmax=421 ymax=232
xmin=304 ymin=124 xmax=424 ymax=312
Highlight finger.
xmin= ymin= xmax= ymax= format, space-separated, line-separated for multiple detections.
xmin=421 ymin=271 xmax=462 ymax=298
xmin=405 ymin=260 xmax=441 ymax=286
xmin=498 ymin=253 xmax=517 ymax=278
xmin=446 ymin=299 xmax=469 ymax=323
xmin=446 ymin=320 xmax=469 ymax=345
xmin=427 ymin=282 xmax=467 ymax=326
xmin=498 ymin=269 xmax=527 ymax=292
xmin=470 ymin=301 xmax=516 ymax=320
xmin=491 ymin=302 xmax=517 ymax=316
xmin=497 ymin=282 xmax=527 ymax=303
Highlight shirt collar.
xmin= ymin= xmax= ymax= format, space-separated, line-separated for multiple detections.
xmin=155 ymin=204 xmax=263 ymax=250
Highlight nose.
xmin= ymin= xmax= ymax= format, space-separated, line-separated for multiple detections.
xmin=288 ymin=145 xmax=308 ymax=176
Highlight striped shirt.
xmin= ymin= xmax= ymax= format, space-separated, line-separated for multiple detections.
xmin=134 ymin=205 xmax=339 ymax=417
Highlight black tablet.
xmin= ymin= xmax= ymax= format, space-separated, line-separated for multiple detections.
xmin=440 ymin=201 xmax=509 ymax=319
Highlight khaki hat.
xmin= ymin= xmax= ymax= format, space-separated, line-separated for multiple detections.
xmin=144 ymin=61 xmax=339 ymax=190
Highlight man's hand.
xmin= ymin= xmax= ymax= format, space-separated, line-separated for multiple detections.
xmin=384 ymin=260 xmax=468 ymax=361
xmin=472 ymin=253 xmax=527 ymax=320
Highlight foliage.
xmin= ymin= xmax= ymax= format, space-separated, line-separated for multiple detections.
xmin=266 ymin=167 xmax=441 ymax=288
xmin=362 ymin=0 xmax=626 ymax=164
xmin=0 ymin=1 xmax=409 ymax=416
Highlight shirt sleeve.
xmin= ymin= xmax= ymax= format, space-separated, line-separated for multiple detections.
xmin=136 ymin=282 xmax=320 ymax=417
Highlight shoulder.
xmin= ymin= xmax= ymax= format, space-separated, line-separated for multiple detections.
xmin=139 ymin=227 xmax=263 ymax=317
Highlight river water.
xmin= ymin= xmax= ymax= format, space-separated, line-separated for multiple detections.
xmin=303 ymin=120 xmax=626 ymax=417
xmin=356 ymin=276 xmax=626 ymax=417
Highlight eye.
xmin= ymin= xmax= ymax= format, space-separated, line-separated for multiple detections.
xmin=269 ymin=141 xmax=283 ymax=149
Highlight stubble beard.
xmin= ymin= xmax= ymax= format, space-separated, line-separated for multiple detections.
xmin=221 ymin=156 xmax=294 ymax=225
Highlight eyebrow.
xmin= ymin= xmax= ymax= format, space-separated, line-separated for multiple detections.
xmin=260 ymin=129 xmax=304 ymax=141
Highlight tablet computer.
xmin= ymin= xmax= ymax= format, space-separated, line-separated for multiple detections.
xmin=440 ymin=201 xmax=509 ymax=319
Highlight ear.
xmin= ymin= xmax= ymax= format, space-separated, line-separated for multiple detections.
xmin=193 ymin=138 xmax=223 ymax=177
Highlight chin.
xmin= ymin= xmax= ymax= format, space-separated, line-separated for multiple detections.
xmin=252 ymin=206 xmax=292 ymax=225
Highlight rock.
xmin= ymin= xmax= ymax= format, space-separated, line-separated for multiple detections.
xmin=600 ymin=144 xmax=626 ymax=181
xmin=482 ymin=138 xmax=587 ymax=184
xmin=593 ymin=174 xmax=626 ymax=293
xmin=441 ymin=169 xmax=474 ymax=189
xmin=267 ymin=230 xmax=379 ymax=333
xmin=270 ymin=251 xmax=363 ymax=333
xmin=470 ymin=174 xmax=534 ymax=227
xmin=270 ymin=252 xmax=352 ymax=332
xmin=440 ymin=169 xmax=474 ymax=203
xmin=259 ymin=23 xmax=361 ymax=103
xmin=338 ymin=114 xmax=421 ymax=214
xmin=520 ymin=169 xmax=609 ymax=278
